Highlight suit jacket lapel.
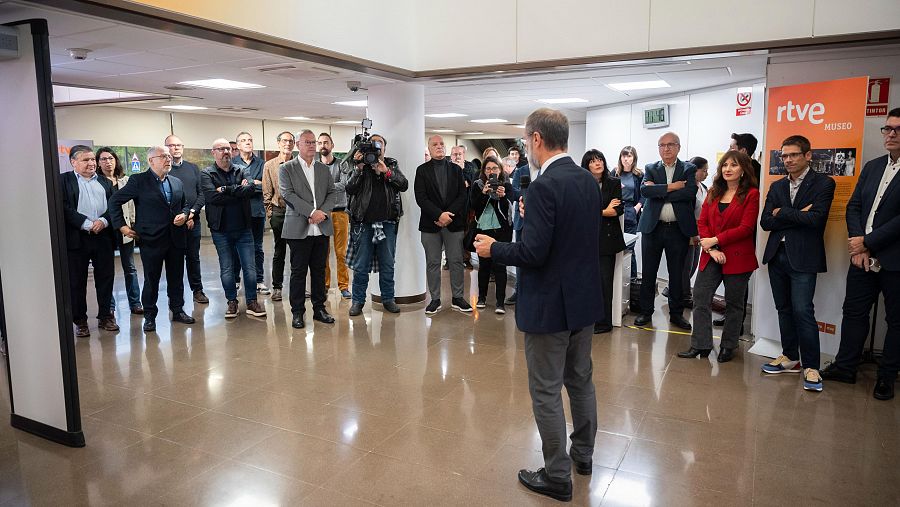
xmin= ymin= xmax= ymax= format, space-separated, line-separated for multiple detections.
xmin=673 ymin=160 xmax=684 ymax=182
xmin=874 ymin=157 xmax=900 ymax=214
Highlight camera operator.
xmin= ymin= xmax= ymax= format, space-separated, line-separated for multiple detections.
xmin=345 ymin=133 xmax=408 ymax=316
xmin=470 ymin=156 xmax=513 ymax=314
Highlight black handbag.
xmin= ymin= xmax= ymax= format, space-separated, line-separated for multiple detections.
xmin=463 ymin=227 xmax=477 ymax=253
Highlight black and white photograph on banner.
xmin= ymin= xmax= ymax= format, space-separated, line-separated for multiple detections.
xmin=768 ymin=147 xmax=857 ymax=176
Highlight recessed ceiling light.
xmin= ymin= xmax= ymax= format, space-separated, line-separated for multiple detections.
xmin=470 ymin=118 xmax=508 ymax=124
xmin=425 ymin=113 xmax=468 ymax=118
xmin=464 ymin=132 xmax=484 ymax=135
xmin=606 ymin=80 xmax=670 ymax=91
xmin=333 ymin=100 xmax=368 ymax=107
xmin=514 ymin=125 xmax=526 ymax=129
xmin=159 ymin=105 xmax=208 ymax=110
xmin=432 ymin=129 xmax=456 ymax=133
xmin=334 ymin=120 xmax=361 ymax=124
xmin=176 ymin=79 xmax=265 ymax=90
xmin=537 ymin=98 xmax=588 ymax=104
xmin=283 ymin=116 xmax=311 ymax=120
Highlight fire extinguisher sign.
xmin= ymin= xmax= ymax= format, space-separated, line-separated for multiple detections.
xmin=866 ymin=78 xmax=890 ymax=117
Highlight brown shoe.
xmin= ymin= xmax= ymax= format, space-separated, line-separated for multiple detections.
xmin=193 ymin=290 xmax=209 ymax=304
xmin=225 ymin=299 xmax=239 ymax=319
xmin=74 ymin=321 xmax=90 ymax=338
xmin=98 ymin=317 xmax=120 ymax=332
xmin=130 ymin=305 xmax=144 ymax=315
xmin=246 ymin=300 xmax=267 ymax=317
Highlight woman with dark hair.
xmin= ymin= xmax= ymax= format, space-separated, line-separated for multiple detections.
xmin=470 ymin=156 xmax=514 ymax=314
xmin=582 ymin=150 xmax=625 ymax=333
xmin=96 ymin=147 xmax=142 ymax=314
xmin=678 ymin=151 xmax=759 ymax=363
xmin=616 ymin=146 xmax=642 ymax=280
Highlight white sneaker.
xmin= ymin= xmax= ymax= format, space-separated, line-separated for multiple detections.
xmin=257 ymin=283 xmax=271 ymax=295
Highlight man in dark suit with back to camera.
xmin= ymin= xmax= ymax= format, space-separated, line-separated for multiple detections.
xmin=475 ymin=108 xmax=603 ymax=503
xmin=109 ymin=145 xmax=196 ymax=333
xmin=61 ymin=145 xmax=119 ymax=338
xmin=634 ymin=132 xmax=697 ymax=330
xmin=759 ymin=135 xmax=835 ymax=392
xmin=822 ymin=108 xmax=900 ymax=401
xmin=280 ymin=129 xmax=337 ymax=329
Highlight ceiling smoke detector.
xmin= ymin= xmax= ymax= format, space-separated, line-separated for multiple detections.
xmin=66 ymin=48 xmax=91 ymax=61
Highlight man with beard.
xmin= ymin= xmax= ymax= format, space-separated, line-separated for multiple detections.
xmin=317 ymin=132 xmax=352 ymax=299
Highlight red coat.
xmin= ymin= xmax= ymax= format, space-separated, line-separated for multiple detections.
xmin=698 ymin=187 xmax=760 ymax=274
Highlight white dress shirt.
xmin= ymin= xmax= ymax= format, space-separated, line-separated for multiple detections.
xmin=299 ymin=157 xmax=322 ymax=236
xmin=866 ymin=154 xmax=900 ymax=234
xmin=659 ymin=162 xmax=677 ymax=222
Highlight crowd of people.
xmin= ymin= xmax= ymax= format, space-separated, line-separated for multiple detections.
xmin=60 ymin=108 xmax=900 ymax=401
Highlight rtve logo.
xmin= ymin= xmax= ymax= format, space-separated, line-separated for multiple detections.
xmin=775 ymin=101 xmax=825 ymax=125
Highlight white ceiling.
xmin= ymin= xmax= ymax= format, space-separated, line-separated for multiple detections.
xmin=0 ymin=1 xmax=768 ymax=137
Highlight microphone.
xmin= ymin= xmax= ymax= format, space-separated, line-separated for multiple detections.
xmin=519 ymin=173 xmax=530 ymax=196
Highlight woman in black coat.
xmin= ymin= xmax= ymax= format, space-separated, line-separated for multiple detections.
xmin=583 ymin=150 xmax=626 ymax=333
xmin=470 ymin=156 xmax=514 ymax=314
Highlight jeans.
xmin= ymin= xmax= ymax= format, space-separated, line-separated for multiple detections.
xmin=640 ymin=222 xmax=690 ymax=316
xmin=421 ymin=228 xmax=465 ymax=300
xmin=269 ymin=211 xmax=287 ymax=289
xmin=624 ymin=206 xmax=639 ymax=279
xmin=232 ymin=217 xmax=265 ymax=284
xmin=350 ymin=221 xmax=398 ymax=305
xmin=834 ymin=265 xmax=900 ymax=380
xmin=768 ymin=245 xmax=820 ymax=369
xmin=185 ymin=223 xmax=203 ymax=292
xmin=326 ymin=210 xmax=351 ymax=291
xmin=212 ymin=229 xmax=258 ymax=302
xmin=110 ymin=239 xmax=141 ymax=310
xmin=691 ymin=261 xmax=751 ymax=351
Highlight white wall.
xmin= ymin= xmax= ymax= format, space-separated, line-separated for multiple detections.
xmin=55 ymin=106 xmax=170 ymax=147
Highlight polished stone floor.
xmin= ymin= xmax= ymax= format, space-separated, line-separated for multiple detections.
xmin=1 ymin=238 xmax=898 ymax=506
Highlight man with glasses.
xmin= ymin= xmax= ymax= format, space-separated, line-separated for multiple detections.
xmin=108 ymin=146 xmax=195 ymax=332
xmin=61 ymin=145 xmax=119 ymax=338
xmin=166 ymin=134 xmax=208 ymax=305
xmin=262 ymin=131 xmax=295 ymax=302
xmin=201 ymin=138 xmax=267 ymax=319
xmin=634 ymin=132 xmax=697 ymax=331
xmin=760 ymin=135 xmax=835 ymax=391
xmin=823 ymin=108 xmax=900 ymax=400
xmin=232 ymin=132 xmax=269 ymax=296
xmin=317 ymin=132 xmax=352 ymax=299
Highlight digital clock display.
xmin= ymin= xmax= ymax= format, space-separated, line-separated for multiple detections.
xmin=642 ymin=104 xmax=670 ymax=129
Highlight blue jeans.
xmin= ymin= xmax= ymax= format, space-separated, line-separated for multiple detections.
xmin=212 ymin=229 xmax=257 ymax=302
xmin=768 ymin=245 xmax=820 ymax=369
xmin=232 ymin=217 xmax=266 ymax=284
xmin=110 ymin=239 xmax=141 ymax=310
xmin=350 ymin=222 xmax=397 ymax=305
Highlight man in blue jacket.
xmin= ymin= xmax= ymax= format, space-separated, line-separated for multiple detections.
xmin=475 ymin=108 xmax=603 ymax=503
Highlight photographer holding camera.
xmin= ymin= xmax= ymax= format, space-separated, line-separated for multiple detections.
xmin=344 ymin=132 xmax=408 ymax=316
xmin=469 ymin=156 xmax=514 ymax=314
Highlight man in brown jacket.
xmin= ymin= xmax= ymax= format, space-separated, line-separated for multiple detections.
xmin=262 ymin=130 xmax=295 ymax=301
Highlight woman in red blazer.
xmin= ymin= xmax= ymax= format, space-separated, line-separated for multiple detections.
xmin=678 ymin=151 xmax=759 ymax=363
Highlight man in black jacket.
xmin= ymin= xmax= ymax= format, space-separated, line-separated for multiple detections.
xmin=823 ymin=108 xmax=900 ymax=401
xmin=108 ymin=145 xmax=195 ymax=332
xmin=759 ymin=135 xmax=835 ymax=392
xmin=61 ymin=145 xmax=119 ymax=337
xmin=415 ymin=135 xmax=472 ymax=315
xmin=166 ymin=134 xmax=208 ymax=304
xmin=344 ymin=134 xmax=408 ymax=316
xmin=200 ymin=138 xmax=267 ymax=319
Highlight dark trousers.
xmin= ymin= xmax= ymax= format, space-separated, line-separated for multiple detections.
xmin=640 ymin=222 xmax=690 ymax=316
xmin=834 ymin=265 xmax=900 ymax=380
xmin=269 ymin=211 xmax=287 ymax=289
xmin=691 ymin=261 xmax=751 ymax=351
xmin=185 ymin=225 xmax=203 ymax=292
xmin=477 ymin=255 xmax=508 ymax=306
xmin=524 ymin=326 xmax=597 ymax=481
xmin=233 ymin=216 xmax=266 ymax=284
xmin=140 ymin=241 xmax=186 ymax=319
xmin=68 ymin=233 xmax=115 ymax=322
xmin=597 ymin=255 xmax=616 ymax=328
xmin=768 ymin=245 xmax=820 ymax=369
xmin=287 ymin=235 xmax=329 ymax=317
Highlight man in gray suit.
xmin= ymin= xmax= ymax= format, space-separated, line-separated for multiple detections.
xmin=279 ymin=129 xmax=337 ymax=329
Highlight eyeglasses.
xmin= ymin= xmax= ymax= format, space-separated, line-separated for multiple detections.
xmin=213 ymin=147 xmax=231 ymax=152
xmin=881 ymin=126 xmax=900 ymax=135
xmin=278 ymin=138 xmax=295 ymax=144
xmin=150 ymin=154 xmax=173 ymax=160
xmin=658 ymin=143 xmax=680 ymax=150
xmin=98 ymin=156 xmax=116 ymax=162
xmin=779 ymin=152 xmax=805 ymax=161
xmin=165 ymin=143 xmax=184 ymax=148
xmin=298 ymin=140 xmax=316 ymax=146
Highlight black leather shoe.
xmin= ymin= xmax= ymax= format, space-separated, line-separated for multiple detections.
xmin=677 ymin=347 xmax=712 ymax=358
xmin=820 ymin=363 xmax=857 ymax=384
xmin=517 ymin=468 xmax=572 ymax=502
xmin=313 ymin=309 xmax=335 ymax=324
xmin=713 ymin=316 xmax=725 ymax=326
xmin=142 ymin=319 xmax=156 ymax=332
xmin=717 ymin=348 xmax=735 ymax=363
xmin=634 ymin=314 xmax=652 ymax=327
xmin=349 ymin=303 xmax=364 ymax=317
xmin=291 ymin=315 xmax=305 ymax=329
xmin=874 ymin=377 xmax=895 ymax=401
xmin=573 ymin=459 xmax=592 ymax=476
xmin=172 ymin=311 xmax=195 ymax=324
xmin=593 ymin=323 xmax=612 ymax=334
xmin=670 ymin=315 xmax=692 ymax=330
xmin=382 ymin=301 xmax=401 ymax=314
